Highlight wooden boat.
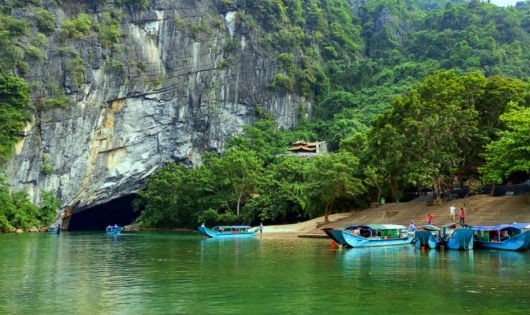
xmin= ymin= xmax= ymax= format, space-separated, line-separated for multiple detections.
xmin=471 ymin=223 xmax=530 ymax=251
xmin=442 ymin=223 xmax=473 ymax=250
xmin=198 ymin=225 xmax=259 ymax=238
xmin=341 ymin=224 xmax=413 ymax=248
xmin=106 ymin=225 xmax=121 ymax=236
xmin=414 ymin=225 xmax=442 ymax=249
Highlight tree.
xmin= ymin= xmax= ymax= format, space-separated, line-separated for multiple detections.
xmin=205 ymin=148 xmax=263 ymax=216
xmin=480 ymin=103 xmax=530 ymax=185
xmin=134 ymin=163 xmax=193 ymax=228
xmin=306 ymin=151 xmax=365 ymax=222
xmin=366 ymin=71 xmax=481 ymax=201
xmin=245 ymin=156 xmax=311 ymax=223
xmin=38 ymin=190 xmax=60 ymax=225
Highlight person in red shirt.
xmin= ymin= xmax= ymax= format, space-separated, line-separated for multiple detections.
xmin=427 ymin=213 xmax=434 ymax=225
xmin=459 ymin=207 xmax=465 ymax=225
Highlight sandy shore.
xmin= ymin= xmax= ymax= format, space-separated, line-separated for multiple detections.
xmin=254 ymin=212 xmax=352 ymax=237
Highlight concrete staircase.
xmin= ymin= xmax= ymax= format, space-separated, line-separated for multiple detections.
xmin=308 ymin=193 xmax=530 ymax=235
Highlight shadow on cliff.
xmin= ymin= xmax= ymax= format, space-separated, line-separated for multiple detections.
xmin=68 ymin=195 xmax=140 ymax=231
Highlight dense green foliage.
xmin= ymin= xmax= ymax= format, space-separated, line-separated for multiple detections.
xmin=362 ymin=71 xmax=529 ymax=201
xmin=134 ymin=120 xmax=366 ymax=227
xmin=0 ymin=176 xmax=60 ymax=231
xmin=480 ymin=104 xmax=530 ymax=183
xmin=0 ymin=74 xmax=31 ymax=164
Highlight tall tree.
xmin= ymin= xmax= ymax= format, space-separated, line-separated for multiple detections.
xmin=367 ymin=71 xmax=481 ymax=201
xmin=205 ymin=148 xmax=263 ymax=216
xmin=306 ymin=151 xmax=365 ymax=222
xmin=480 ymin=103 xmax=530 ymax=185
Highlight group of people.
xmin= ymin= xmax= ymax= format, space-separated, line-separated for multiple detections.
xmin=407 ymin=204 xmax=467 ymax=233
xmin=449 ymin=204 xmax=466 ymax=224
xmin=426 ymin=204 xmax=465 ymax=225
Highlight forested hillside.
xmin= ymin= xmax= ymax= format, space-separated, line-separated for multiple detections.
xmin=2 ymin=0 xmax=530 ymax=230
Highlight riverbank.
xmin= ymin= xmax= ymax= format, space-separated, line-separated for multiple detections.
xmin=261 ymin=193 xmax=530 ymax=238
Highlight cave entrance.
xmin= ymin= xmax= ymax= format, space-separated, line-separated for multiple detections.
xmin=67 ymin=194 xmax=140 ymax=231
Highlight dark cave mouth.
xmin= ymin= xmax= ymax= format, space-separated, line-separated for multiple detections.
xmin=67 ymin=194 xmax=140 ymax=231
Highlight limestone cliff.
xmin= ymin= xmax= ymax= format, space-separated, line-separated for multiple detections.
xmin=4 ymin=0 xmax=308 ymax=222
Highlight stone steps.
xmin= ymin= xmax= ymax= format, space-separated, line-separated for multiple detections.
xmin=310 ymin=193 xmax=530 ymax=234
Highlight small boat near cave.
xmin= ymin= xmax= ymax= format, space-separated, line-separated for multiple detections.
xmin=341 ymin=224 xmax=413 ymax=248
xmin=106 ymin=225 xmax=121 ymax=236
xmin=198 ymin=225 xmax=259 ymax=239
xmin=49 ymin=224 xmax=61 ymax=235
xmin=471 ymin=223 xmax=530 ymax=251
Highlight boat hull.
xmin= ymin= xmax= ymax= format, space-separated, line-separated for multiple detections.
xmin=474 ymin=232 xmax=529 ymax=251
xmin=106 ymin=226 xmax=121 ymax=236
xmin=415 ymin=230 xmax=441 ymax=249
xmin=445 ymin=228 xmax=474 ymax=250
xmin=322 ymin=228 xmax=350 ymax=247
xmin=198 ymin=226 xmax=258 ymax=238
xmin=342 ymin=231 xmax=413 ymax=248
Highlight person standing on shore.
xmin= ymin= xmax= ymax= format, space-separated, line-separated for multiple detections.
xmin=459 ymin=207 xmax=465 ymax=225
xmin=427 ymin=213 xmax=434 ymax=225
xmin=449 ymin=204 xmax=456 ymax=221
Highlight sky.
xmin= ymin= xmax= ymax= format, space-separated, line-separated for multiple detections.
xmin=488 ymin=0 xmax=523 ymax=6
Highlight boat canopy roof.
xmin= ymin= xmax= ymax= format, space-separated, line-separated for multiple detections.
xmin=345 ymin=224 xmax=406 ymax=230
xmin=417 ymin=225 xmax=441 ymax=231
xmin=471 ymin=223 xmax=527 ymax=231
xmin=213 ymin=225 xmax=251 ymax=229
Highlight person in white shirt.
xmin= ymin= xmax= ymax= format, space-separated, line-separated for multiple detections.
xmin=449 ymin=204 xmax=456 ymax=221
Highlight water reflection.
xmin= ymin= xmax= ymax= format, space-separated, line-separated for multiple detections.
xmin=1 ymin=233 xmax=529 ymax=314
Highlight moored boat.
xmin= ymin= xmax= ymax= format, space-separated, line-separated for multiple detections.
xmin=198 ymin=225 xmax=259 ymax=238
xmin=341 ymin=224 xmax=413 ymax=248
xmin=415 ymin=225 xmax=442 ymax=249
xmin=471 ymin=223 xmax=530 ymax=251
xmin=322 ymin=227 xmax=353 ymax=248
xmin=106 ymin=225 xmax=121 ymax=236
xmin=443 ymin=223 xmax=473 ymax=250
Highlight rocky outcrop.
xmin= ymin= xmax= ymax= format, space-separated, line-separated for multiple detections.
xmin=4 ymin=1 xmax=308 ymax=222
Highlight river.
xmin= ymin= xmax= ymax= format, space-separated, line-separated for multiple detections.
xmin=1 ymin=232 xmax=528 ymax=314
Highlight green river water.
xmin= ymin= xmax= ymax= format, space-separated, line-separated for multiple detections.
xmin=0 ymin=231 xmax=529 ymax=315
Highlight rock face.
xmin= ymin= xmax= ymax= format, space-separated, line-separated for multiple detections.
xmin=4 ymin=1 xmax=308 ymax=223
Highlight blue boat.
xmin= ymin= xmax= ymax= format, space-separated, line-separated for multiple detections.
xmin=341 ymin=224 xmax=414 ymax=248
xmin=49 ymin=224 xmax=61 ymax=235
xmin=415 ymin=225 xmax=442 ymax=249
xmin=322 ymin=227 xmax=355 ymax=248
xmin=443 ymin=223 xmax=473 ymax=250
xmin=471 ymin=223 xmax=530 ymax=251
xmin=198 ymin=225 xmax=259 ymax=238
xmin=106 ymin=225 xmax=121 ymax=236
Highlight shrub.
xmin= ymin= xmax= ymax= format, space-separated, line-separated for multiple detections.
xmin=35 ymin=9 xmax=55 ymax=35
xmin=61 ymin=13 xmax=92 ymax=39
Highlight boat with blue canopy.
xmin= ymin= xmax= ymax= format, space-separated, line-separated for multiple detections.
xmin=415 ymin=225 xmax=442 ymax=249
xmin=471 ymin=223 xmax=530 ymax=251
xmin=341 ymin=224 xmax=413 ymax=248
xmin=106 ymin=225 xmax=121 ymax=236
xmin=443 ymin=223 xmax=473 ymax=250
xmin=198 ymin=225 xmax=259 ymax=238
